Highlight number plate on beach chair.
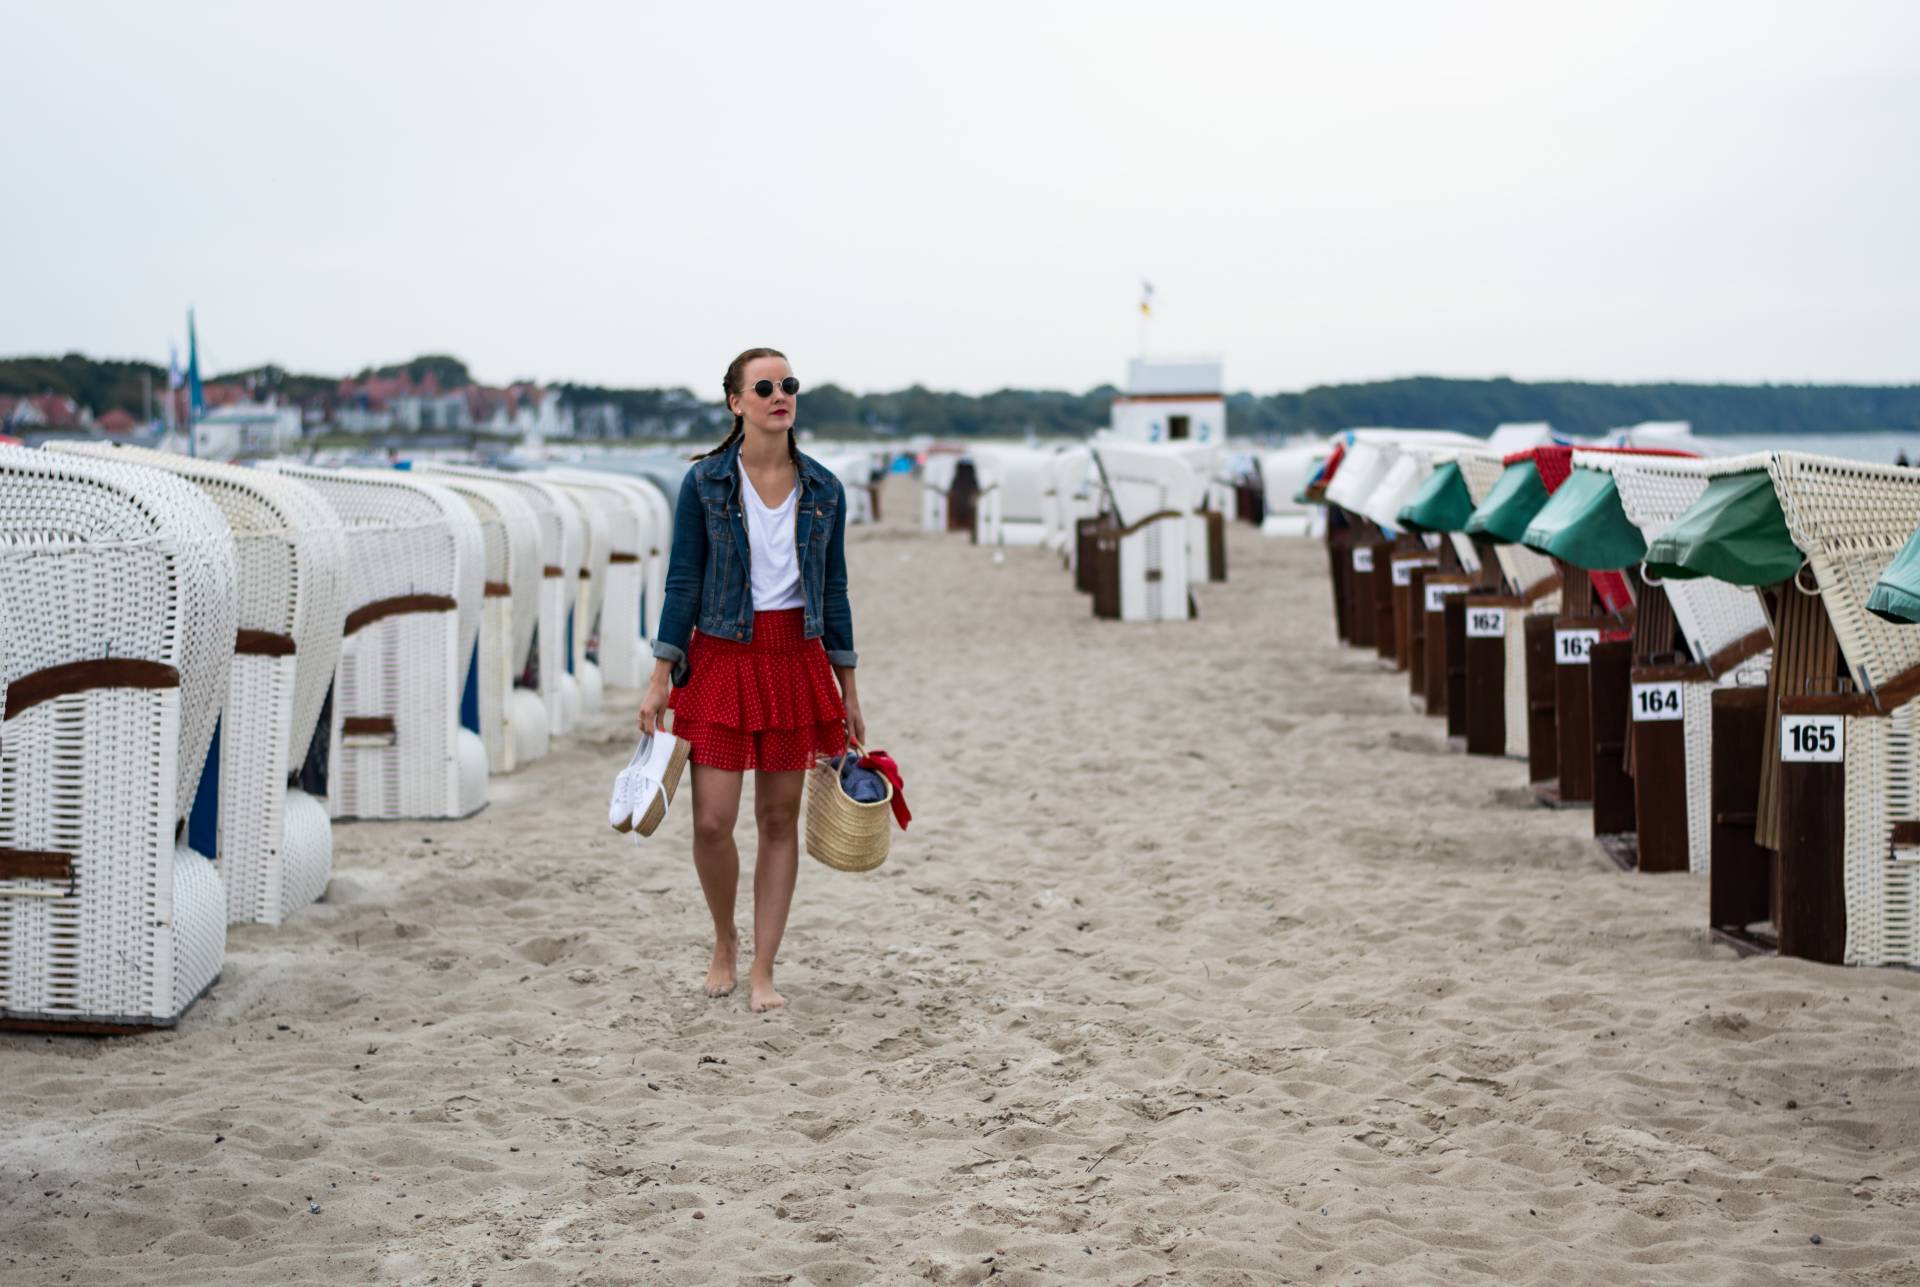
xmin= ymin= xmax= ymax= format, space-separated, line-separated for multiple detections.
xmin=1630 ymin=681 xmax=1683 ymax=721
xmin=1780 ymin=714 xmax=1844 ymax=762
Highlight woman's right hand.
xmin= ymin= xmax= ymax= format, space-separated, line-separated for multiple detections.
xmin=638 ymin=674 xmax=671 ymax=737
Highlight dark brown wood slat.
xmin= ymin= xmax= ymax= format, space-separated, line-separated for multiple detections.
xmin=1710 ymin=686 xmax=1774 ymax=934
xmin=1373 ymin=538 xmax=1400 ymax=665
xmin=3 ymin=659 xmax=180 ymax=721
xmin=1552 ymin=615 xmax=1617 ymax=805
xmin=1389 ymin=546 xmax=1436 ymax=677
xmin=0 ymin=849 xmax=72 ymax=880
xmin=235 ymin=630 xmax=297 ymax=656
xmin=1464 ymin=612 xmax=1507 ymax=757
xmin=1407 ymin=566 xmax=1431 ymax=701
xmin=1349 ymin=531 xmax=1380 ymax=650
xmin=1778 ymin=756 xmax=1849 ymax=964
xmin=1589 ymin=640 xmax=1638 ymax=839
xmin=1444 ymin=594 xmax=1471 ymax=738
xmin=1525 ymin=613 xmax=1559 ymax=789
xmin=1757 ymin=584 xmax=1840 ymax=852
xmin=344 ymin=595 xmax=458 ymax=637
xmin=1630 ymin=581 xmax=1680 ymax=664
xmin=1627 ymin=662 xmax=1690 ymax=872
xmin=1705 ymin=626 xmax=1774 ymax=677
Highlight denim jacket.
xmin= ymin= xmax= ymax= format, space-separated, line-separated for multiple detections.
xmin=652 ymin=439 xmax=857 ymax=686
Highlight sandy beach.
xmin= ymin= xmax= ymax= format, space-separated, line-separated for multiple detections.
xmin=2 ymin=475 xmax=1917 ymax=1286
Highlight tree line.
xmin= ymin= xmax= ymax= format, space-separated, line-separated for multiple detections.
xmin=5 ymin=353 xmax=1918 ymax=439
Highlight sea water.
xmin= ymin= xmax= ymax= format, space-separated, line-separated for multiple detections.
xmin=1703 ymin=432 xmax=1920 ymax=465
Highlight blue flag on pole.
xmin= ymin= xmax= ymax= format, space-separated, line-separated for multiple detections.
xmin=186 ymin=309 xmax=205 ymax=414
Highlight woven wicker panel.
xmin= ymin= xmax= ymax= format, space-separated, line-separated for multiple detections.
xmin=432 ymin=477 xmax=542 ymax=674
xmin=1453 ymin=450 xmax=1509 ymax=506
xmin=1766 ymin=453 xmax=1920 ymax=698
xmin=594 ymin=473 xmax=675 ymax=641
xmin=50 ymin=443 xmax=349 ymax=764
xmin=418 ymin=476 xmax=536 ymax=775
xmin=1587 ymin=452 xmax=1773 ymax=663
xmin=257 ymin=464 xmax=487 ymax=820
xmin=1360 ymin=453 xmax=1431 ymax=531
xmin=549 ymin=473 xmax=650 ymax=687
xmin=0 ymin=445 xmax=233 ymax=1022
xmin=1841 ymin=700 xmax=1919 ymax=967
xmin=414 ymin=465 xmax=574 ymax=731
xmin=1323 ymin=441 xmax=1394 ymax=514
xmin=49 ymin=444 xmax=351 ymax=925
xmin=0 ymin=446 xmax=235 ymax=821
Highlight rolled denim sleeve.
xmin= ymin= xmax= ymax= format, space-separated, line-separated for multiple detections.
xmin=822 ymin=476 xmax=857 ymax=668
xmin=652 ymin=470 xmax=706 ymax=685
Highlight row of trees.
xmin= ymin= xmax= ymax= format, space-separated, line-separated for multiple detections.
xmin=6 ymin=353 xmax=1919 ymax=439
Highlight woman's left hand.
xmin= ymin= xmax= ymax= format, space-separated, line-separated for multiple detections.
xmin=843 ymin=693 xmax=866 ymax=749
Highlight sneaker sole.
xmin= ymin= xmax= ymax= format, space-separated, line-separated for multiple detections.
xmin=636 ymin=736 xmax=692 ymax=838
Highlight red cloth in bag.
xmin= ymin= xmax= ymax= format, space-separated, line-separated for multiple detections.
xmin=856 ymin=750 xmax=911 ymax=831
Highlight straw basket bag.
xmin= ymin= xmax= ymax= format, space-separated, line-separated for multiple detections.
xmin=805 ymin=748 xmax=893 ymax=872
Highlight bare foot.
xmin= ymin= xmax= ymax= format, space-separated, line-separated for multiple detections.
xmin=704 ymin=937 xmax=737 ymax=998
xmin=748 ymin=971 xmax=786 ymax=1013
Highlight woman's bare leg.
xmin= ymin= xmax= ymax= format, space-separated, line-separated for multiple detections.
xmin=748 ymin=769 xmax=806 ymax=1012
xmin=690 ymin=764 xmax=745 ymax=996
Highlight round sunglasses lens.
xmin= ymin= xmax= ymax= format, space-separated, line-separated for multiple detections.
xmin=781 ymin=377 xmax=801 ymax=395
xmin=753 ymin=379 xmax=774 ymax=397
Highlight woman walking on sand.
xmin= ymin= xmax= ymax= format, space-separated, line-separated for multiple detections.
xmin=638 ymin=347 xmax=864 ymax=1013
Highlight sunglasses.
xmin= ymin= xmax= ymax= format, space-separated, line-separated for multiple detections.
xmin=751 ymin=377 xmax=800 ymax=398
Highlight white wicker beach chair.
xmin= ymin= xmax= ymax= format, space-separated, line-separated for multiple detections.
xmin=416 ymin=466 xmax=582 ymax=737
xmin=970 ymin=446 xmax=1053 ymax=548
xmin=1581 ymin=452 xmax=1775 ymax=874
xmin=0 ymin=445 xmax=234 ymax=1027
xmin=415 ymin=471 xmax=548 ymax=773
xmin=1089 ymin=441 xmax=1200 ymax=621
xmin=582 ymin=471 xmax=672 ymax=642
xmin=1456 ymin=448 xmax=1561 ymax=758
xmin=1040 ymin=446 xmax=1095 ymax=556
xmin=551 ymin=484 xmax=610 ymax=717
xmin=1764 ymin=454 xmax=1920 ymax=966
xmin=819 ymin=452 xmax=876 ymax=525
xmin=258 ymin=464 xmax=488 ymax=820
xmin=921 ymin=455 xmax=958 ymax=533
xmin=549 ymin=470 xmax=652 ymax=690
xmin=52 ymin=443 xmax=347 ymax=924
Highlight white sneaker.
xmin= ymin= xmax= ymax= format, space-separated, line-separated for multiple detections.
xmin=608 ymin=731 xmax=692 ymax=837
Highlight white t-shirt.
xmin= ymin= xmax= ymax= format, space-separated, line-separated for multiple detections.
xmin=740 ymin=466 xmax=805 ymax=611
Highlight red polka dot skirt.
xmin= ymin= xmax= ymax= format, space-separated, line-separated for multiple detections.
xmin=669 ymin=608 xmax=849 ymax=772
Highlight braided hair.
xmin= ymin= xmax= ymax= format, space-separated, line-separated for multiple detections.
xmin=696 ymin=346 xmax=801 ymax=464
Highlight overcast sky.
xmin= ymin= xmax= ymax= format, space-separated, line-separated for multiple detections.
xmin=3 ymin=1 xmax=1917 ymax=395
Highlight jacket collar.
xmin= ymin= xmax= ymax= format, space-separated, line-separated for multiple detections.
xmin=695 ymin=436 xmax=831 ymax=492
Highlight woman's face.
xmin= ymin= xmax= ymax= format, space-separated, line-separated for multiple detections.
xmin=730 ymin=355 xmax=797 ymax=439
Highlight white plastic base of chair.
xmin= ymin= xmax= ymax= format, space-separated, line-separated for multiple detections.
xmin=171 ymin=845 xmax=227 ymax=1017
xmin=508 ymin=687 xmax=551 ymax=768
xmin=577 ymin=659 xmax=604 ymax=717
xmin=456 ymin=730 xmax=489 ymax=817
xmin=557 ymin=674 xmax=581 ymax=734
xmin=278 ymin=788 xmax=333 ymax=921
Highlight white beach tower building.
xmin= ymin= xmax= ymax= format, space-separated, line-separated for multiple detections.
xmin=1102 ymin=357 xmax=1233 ymax=582
xmin=1108 ymin=358 xmax=1226 ymax=447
